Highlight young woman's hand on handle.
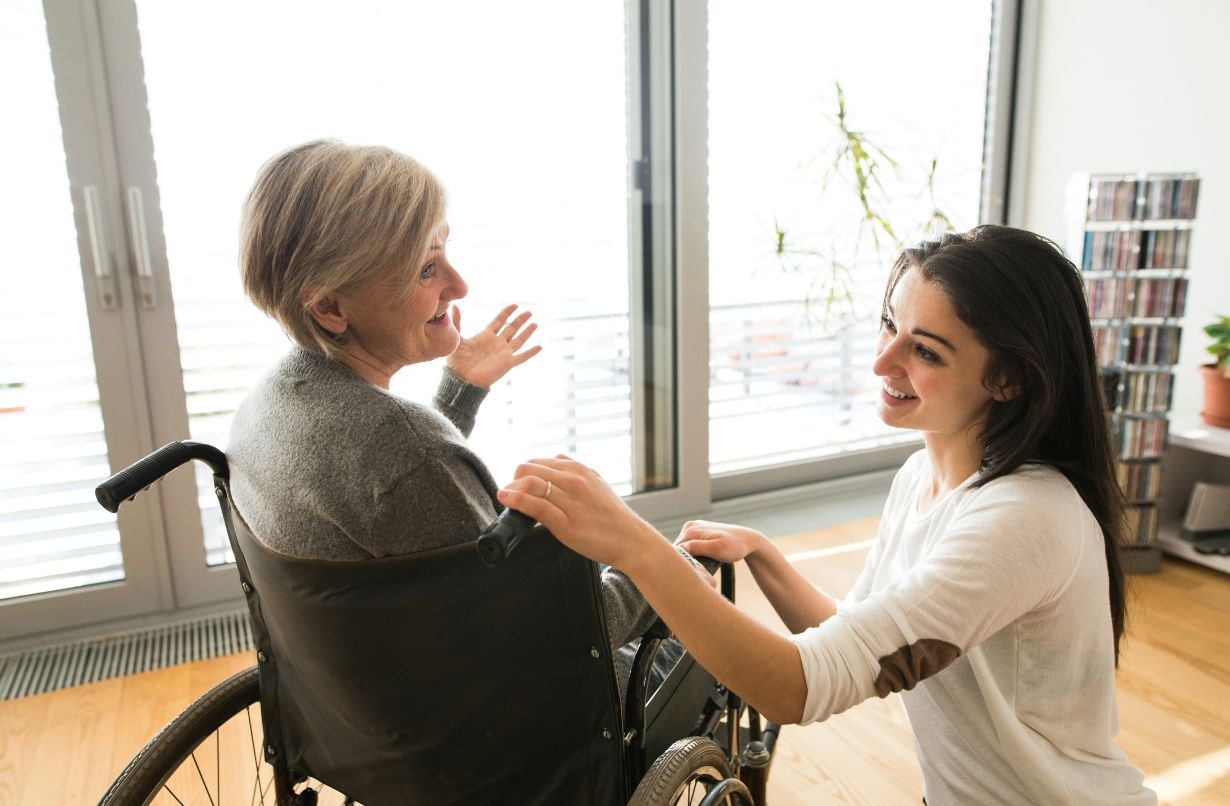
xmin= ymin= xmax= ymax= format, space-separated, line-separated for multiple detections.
xmin=675 ymin=520 xmax=767 ymax=563
xmin=677 ymin=520 xmax=838 ymax=635
xmin=498 ymin=456 xmax=809 ymax=725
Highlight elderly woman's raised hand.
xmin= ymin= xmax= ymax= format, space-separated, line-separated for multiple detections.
xmin=447 ymin=304 xmax=542 ymax=388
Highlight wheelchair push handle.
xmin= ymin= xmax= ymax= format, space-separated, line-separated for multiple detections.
xmin=96 ymin=440 xmax=229 ymax=513
xmin=476 ymin=508 xmax=537 ymax=566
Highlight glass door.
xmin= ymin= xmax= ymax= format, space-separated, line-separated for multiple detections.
xmin=8 ymin=0 xmax=1010 ymax=642
xmin=2 ymin=0 xmax=685 ymax=642
xmin=1 ymin=0 xmax=169 ymax=638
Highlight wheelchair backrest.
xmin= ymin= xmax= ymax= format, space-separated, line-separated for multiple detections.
xmin=218 ymin=479 xmax=628 ymax=806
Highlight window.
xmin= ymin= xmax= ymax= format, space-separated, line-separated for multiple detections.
xmin=707 ymin=0 xmax=996 ymax=479
xmin=4 ymin=0 xmax=680 ymax=634
xmin=3 ymin=0 xmax=1015 ymax=642
xmin=133 ymin=0 xmax=655 ymax=568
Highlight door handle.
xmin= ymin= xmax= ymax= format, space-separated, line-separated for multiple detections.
xmin=125 ymin=187 xmax=158 ymax=309
xmin=83 ymin=185 xmax=119 ymax=310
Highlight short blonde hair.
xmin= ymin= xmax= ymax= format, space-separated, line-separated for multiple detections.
xmin=239 ymin=140 xmax=446 ymax=360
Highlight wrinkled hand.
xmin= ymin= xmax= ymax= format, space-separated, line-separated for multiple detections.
xmin=675 ymin=520 xmax=769 ymax=565
xmin=497 ymin=455 xmax=659 ymax=571
xmin=447 ymin=304 xmax=542 ymax=388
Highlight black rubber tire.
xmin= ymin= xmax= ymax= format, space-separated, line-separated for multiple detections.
xmin=98 ymin=665 xmax=262 ymax=806
xmin=630 ymin=736 xmax=753 ymax=806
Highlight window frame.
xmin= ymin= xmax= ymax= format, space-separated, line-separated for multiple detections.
xmin=624 ymin=0 xmax=712 ymax=522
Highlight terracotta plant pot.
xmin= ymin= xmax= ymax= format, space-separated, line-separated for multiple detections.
xmin=1199 ymin=364 xmax=1230 ymax=428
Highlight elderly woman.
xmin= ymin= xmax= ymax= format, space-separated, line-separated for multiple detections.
xmin=228 ymin=139 xmax=687 ymax=688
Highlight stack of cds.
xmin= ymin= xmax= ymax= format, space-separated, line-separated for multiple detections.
xmin=1129 ymin=277 xmax=1187 ymax=319
xmin=1116 ymin=461 xmax=1163 ymax=501
xmin=1086 ymin=175 xmax=1199 ymax=222
xmin=1126 ymin=324 xmax=1182 ymax=365
xmin=1115 ymin=416 xmax=1168 ymax=460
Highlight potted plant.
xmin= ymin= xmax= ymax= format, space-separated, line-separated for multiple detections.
xmin=1200 ymin=314 xmax=1230 ymax=428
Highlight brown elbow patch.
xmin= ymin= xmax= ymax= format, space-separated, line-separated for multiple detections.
xmin=873 ymin=639 xmax=961 ymax=697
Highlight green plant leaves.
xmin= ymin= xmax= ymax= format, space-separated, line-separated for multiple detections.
xmin=1206 ymin=315 xmax=1230 ymax=371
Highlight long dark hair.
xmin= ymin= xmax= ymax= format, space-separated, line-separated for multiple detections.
xmin=884 ymin=225 xmax=1128 ymax=663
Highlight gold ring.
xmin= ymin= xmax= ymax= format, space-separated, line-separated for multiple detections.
xmin=544 ymin=480 xmax=553 ymax=500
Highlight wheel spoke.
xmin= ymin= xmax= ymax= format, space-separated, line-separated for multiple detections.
xmin=250 ymin=764 xmax=262 ymax=806
xmin=676 ymin=772 xmax=723 ymax=806
xmin=261 ymin=769 xmax=276 ymax=802
xmin=247 ymin=706 xmax=263 ymax=806
xmin=191 ymin=750 xmax=218 ymax=806
xmin=162 ymin=783 xmax=187 ymax=806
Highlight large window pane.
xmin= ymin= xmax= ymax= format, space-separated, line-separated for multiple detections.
xmin=0 ymin=1 xmax=123 ymax=599
xmin=134 ymin=1 xmax=635 ymax=564
xmin=708 ymin=0 xmax=993 ymax=473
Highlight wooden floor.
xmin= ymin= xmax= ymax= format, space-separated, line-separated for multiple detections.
xmin=3 ymin=517 xmax=1229 ymax=804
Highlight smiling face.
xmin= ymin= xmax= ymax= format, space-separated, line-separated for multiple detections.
xmin=338 ymin=226 xmax=468 ymax=382
xmin=873 ymin=267 xmax=1001 ymax=459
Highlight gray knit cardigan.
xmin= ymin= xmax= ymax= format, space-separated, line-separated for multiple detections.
xmin=227 ymin=347 xmax=658 ymax=657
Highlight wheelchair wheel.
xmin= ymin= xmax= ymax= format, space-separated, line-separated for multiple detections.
xmin=630 ymin=737 xmax=754 ymax=806
xmin=98 ymin=665 xmax=350 ymax=805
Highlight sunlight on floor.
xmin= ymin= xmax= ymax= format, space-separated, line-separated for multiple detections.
xmin=1146 ymin=745 xmax=1230 ymax=804
xmin=785 ymin=539 xmax=875 ymax=563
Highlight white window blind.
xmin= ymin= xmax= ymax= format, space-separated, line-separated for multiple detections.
xmin=1 ymin=1 xmax=123 ymax=600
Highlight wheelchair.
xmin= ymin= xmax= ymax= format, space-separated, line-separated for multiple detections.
xmin=95 ymin=441 xmax=781 ymax=805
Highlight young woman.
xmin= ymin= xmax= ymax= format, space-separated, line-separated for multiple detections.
xmin=499 ymin=225 xmax=1156 ymax=804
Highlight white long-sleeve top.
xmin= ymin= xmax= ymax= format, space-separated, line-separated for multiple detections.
xmin=790 ymin=450 xmax=1155 ymax=804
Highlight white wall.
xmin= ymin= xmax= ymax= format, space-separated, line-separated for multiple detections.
xmin=1016 ymin=0 xmax=1230 ymax=419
